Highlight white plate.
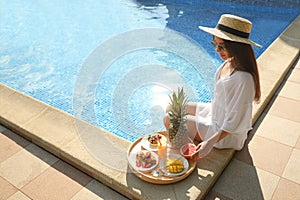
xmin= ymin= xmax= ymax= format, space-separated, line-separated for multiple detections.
xmin=128 ymin=150 xmax=158 ymax=172
xmin=160 ymin=153 xmax=189 ymax=177
xmin=140 ymin=133 xmax=167 ymax=151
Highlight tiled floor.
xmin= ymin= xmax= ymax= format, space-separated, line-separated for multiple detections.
xmin=0 ymin=127 xmax=128 ymax=200
xmin=0 ymin=61 xmax=300 ymax=200
xmin=205 ymin=58 xmax=300 ymax=199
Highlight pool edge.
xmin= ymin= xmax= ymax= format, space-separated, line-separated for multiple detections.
xmin=1 ymin=14 xmax=299 ymax=200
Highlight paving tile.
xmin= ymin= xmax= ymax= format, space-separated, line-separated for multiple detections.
xmin=22 ymin=160 xmax=92 ymax=200
xmin=282 ymin=148 xmax=300 ymax=184
xmin=279 ymin=81 xmax=300 ymax=100
xmin=234 ymin=133 xmax=256 ymax=165
xmin=255 ymin=114 xmax=300 ymax=147
xmin=22 ymin=108 xmax=82 ymax=156
xmin=235 ymin=135 xmax=292 ymax=176
xmin=0 ymin=143 xmax=58 ymax=188
xmin=296 ymin=137 xmax=300 ymax=150
xmin=211 ymin=159 xmax=279 ymax=200
xmin=282 ymin=16 xmax=300 ymax=48
xmin=52 ymin=160 xmax=92 ymax=185
xmin=269 ymin=96 xmax=300 ymax=123
xmin=0 ymin=90 xmax=48 ymax=126
xmin=254 ymin=167 xmax=281 ymax=200
xmin=272 ymin=178 xmax=300 ymax=200
xmin=257 ymin=37 xmax=298 ymax=83
xmin=71 ymin=179 xmax=128 ymax=200
xmin=0 ymin=130 xmax=31 ymax=163
xmin=288 ymin=68 xmax=300 ymax=83
xmin=7 ymin=191 xmax=31 ymax=200
xmin=0 ymin=176 xmax=18 ymax=200
xmin=204 ymin=190 xmax=233 ymax=200
xmin=0 ymin=85 xmax=15 ymax=107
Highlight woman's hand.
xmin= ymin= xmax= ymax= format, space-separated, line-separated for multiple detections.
xmin=191 ymin=130 xmax=229 ymax=160
xmin=191 ymin=141 xmax=210 ymax=160
xmin=197 ymin=141 xmax=210 ymax=158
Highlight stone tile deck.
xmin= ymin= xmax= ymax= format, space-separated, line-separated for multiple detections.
xmin=0 ymin=127 xmax=128 ymax=200
xmin=207 ymin=58 xmax=300 ymax=200
xmin=0 ymin=15 xmax=300 ymax=200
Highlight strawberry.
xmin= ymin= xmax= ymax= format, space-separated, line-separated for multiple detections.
xmin=142 ymin=161 xmax=147 ymax=168
xmin=145 ymin=163 xmax=152 ymax=168
xmin=145 ymin=151 xmax=151 ymax=158
xmin=136 ymin=160 xmax=141 ymax=167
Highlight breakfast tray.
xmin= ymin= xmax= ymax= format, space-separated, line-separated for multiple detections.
xmin=127 ymin=132 xmax=197 ymax=184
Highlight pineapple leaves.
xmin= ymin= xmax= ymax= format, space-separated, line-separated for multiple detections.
xmin=167 ymin=87 xmax=189 ymax=135
xmin=167 ymin=87 xmax=190 ymax=148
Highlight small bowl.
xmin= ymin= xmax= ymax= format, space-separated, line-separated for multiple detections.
xmin=180 ymin=143 xmax=197 ymax=159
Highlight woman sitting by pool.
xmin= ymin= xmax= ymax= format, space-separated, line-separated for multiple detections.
xmin=164 ymin=14 xmax=261 ymax=159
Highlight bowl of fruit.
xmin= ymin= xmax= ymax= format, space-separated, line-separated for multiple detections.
xmin=180 ymin=143 xmax=198 ymax=159
xmin=160 ymin=153 xmax=189 ymax=176
xmin=128 ymin=150 xmax=158 ymax=172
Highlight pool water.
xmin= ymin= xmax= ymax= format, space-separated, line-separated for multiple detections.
xmin=1 ymin=0 xmax=299 ymax=141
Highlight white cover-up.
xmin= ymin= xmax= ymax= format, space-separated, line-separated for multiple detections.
xmin=196 ymin=62 xmax=255 ymax=150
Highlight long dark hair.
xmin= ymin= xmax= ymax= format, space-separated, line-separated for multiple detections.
xmin=223 ymin=39 xmax=261 ymax=102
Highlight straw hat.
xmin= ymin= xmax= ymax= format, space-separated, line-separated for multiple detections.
xmin=198 ymin=14 xmax=262 ymax=47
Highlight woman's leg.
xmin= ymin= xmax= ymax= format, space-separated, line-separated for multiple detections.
xmin=185 ymin=102 xmax=202 ymax=141
xmin=163 ymin=113 xmax=170 ymax=130
xmin=185 ymin=102 xmax=198 ymax=115
xmin=164 ymin=102 xmax=197 ymax=129
xmin=164 ymin=102 xmax=202 ymax=142
xmin=186 ymin=115 xmax=202 ymax=142
xmin=166 ymin=102 xmax=198 ymax=115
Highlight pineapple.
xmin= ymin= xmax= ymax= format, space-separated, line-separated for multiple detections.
xmin=168 ymin=88 xmax=189 ymax=149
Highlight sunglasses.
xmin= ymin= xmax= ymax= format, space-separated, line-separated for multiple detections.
xmin=210 ymin=41 xmax=226 ymax=52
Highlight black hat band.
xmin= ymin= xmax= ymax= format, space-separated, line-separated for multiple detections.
xmin=217 ymin=24 xmax=250 ymax=39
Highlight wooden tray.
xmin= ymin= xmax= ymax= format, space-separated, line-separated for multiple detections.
xmin=127 ymin=132 xmax=197 ymax=184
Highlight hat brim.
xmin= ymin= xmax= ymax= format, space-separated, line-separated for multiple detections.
xmin=198 ymin=26 xmax=262 ymax=48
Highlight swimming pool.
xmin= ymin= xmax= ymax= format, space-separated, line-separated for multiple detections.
xmin=1 ymin=0 xmax=299 ymax=142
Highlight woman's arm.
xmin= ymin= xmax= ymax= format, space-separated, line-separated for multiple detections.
xmin=193 ymin=129 xmax=229 ymax=159
xmin=218 ymin=130 xmax=230 ymax=141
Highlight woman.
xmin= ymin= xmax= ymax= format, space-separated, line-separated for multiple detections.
xmin=164 ymin=14 xmax=261 ymax=158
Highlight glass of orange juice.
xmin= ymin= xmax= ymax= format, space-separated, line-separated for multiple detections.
xmin=157 ymin=142 xmax=167 ymax=160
